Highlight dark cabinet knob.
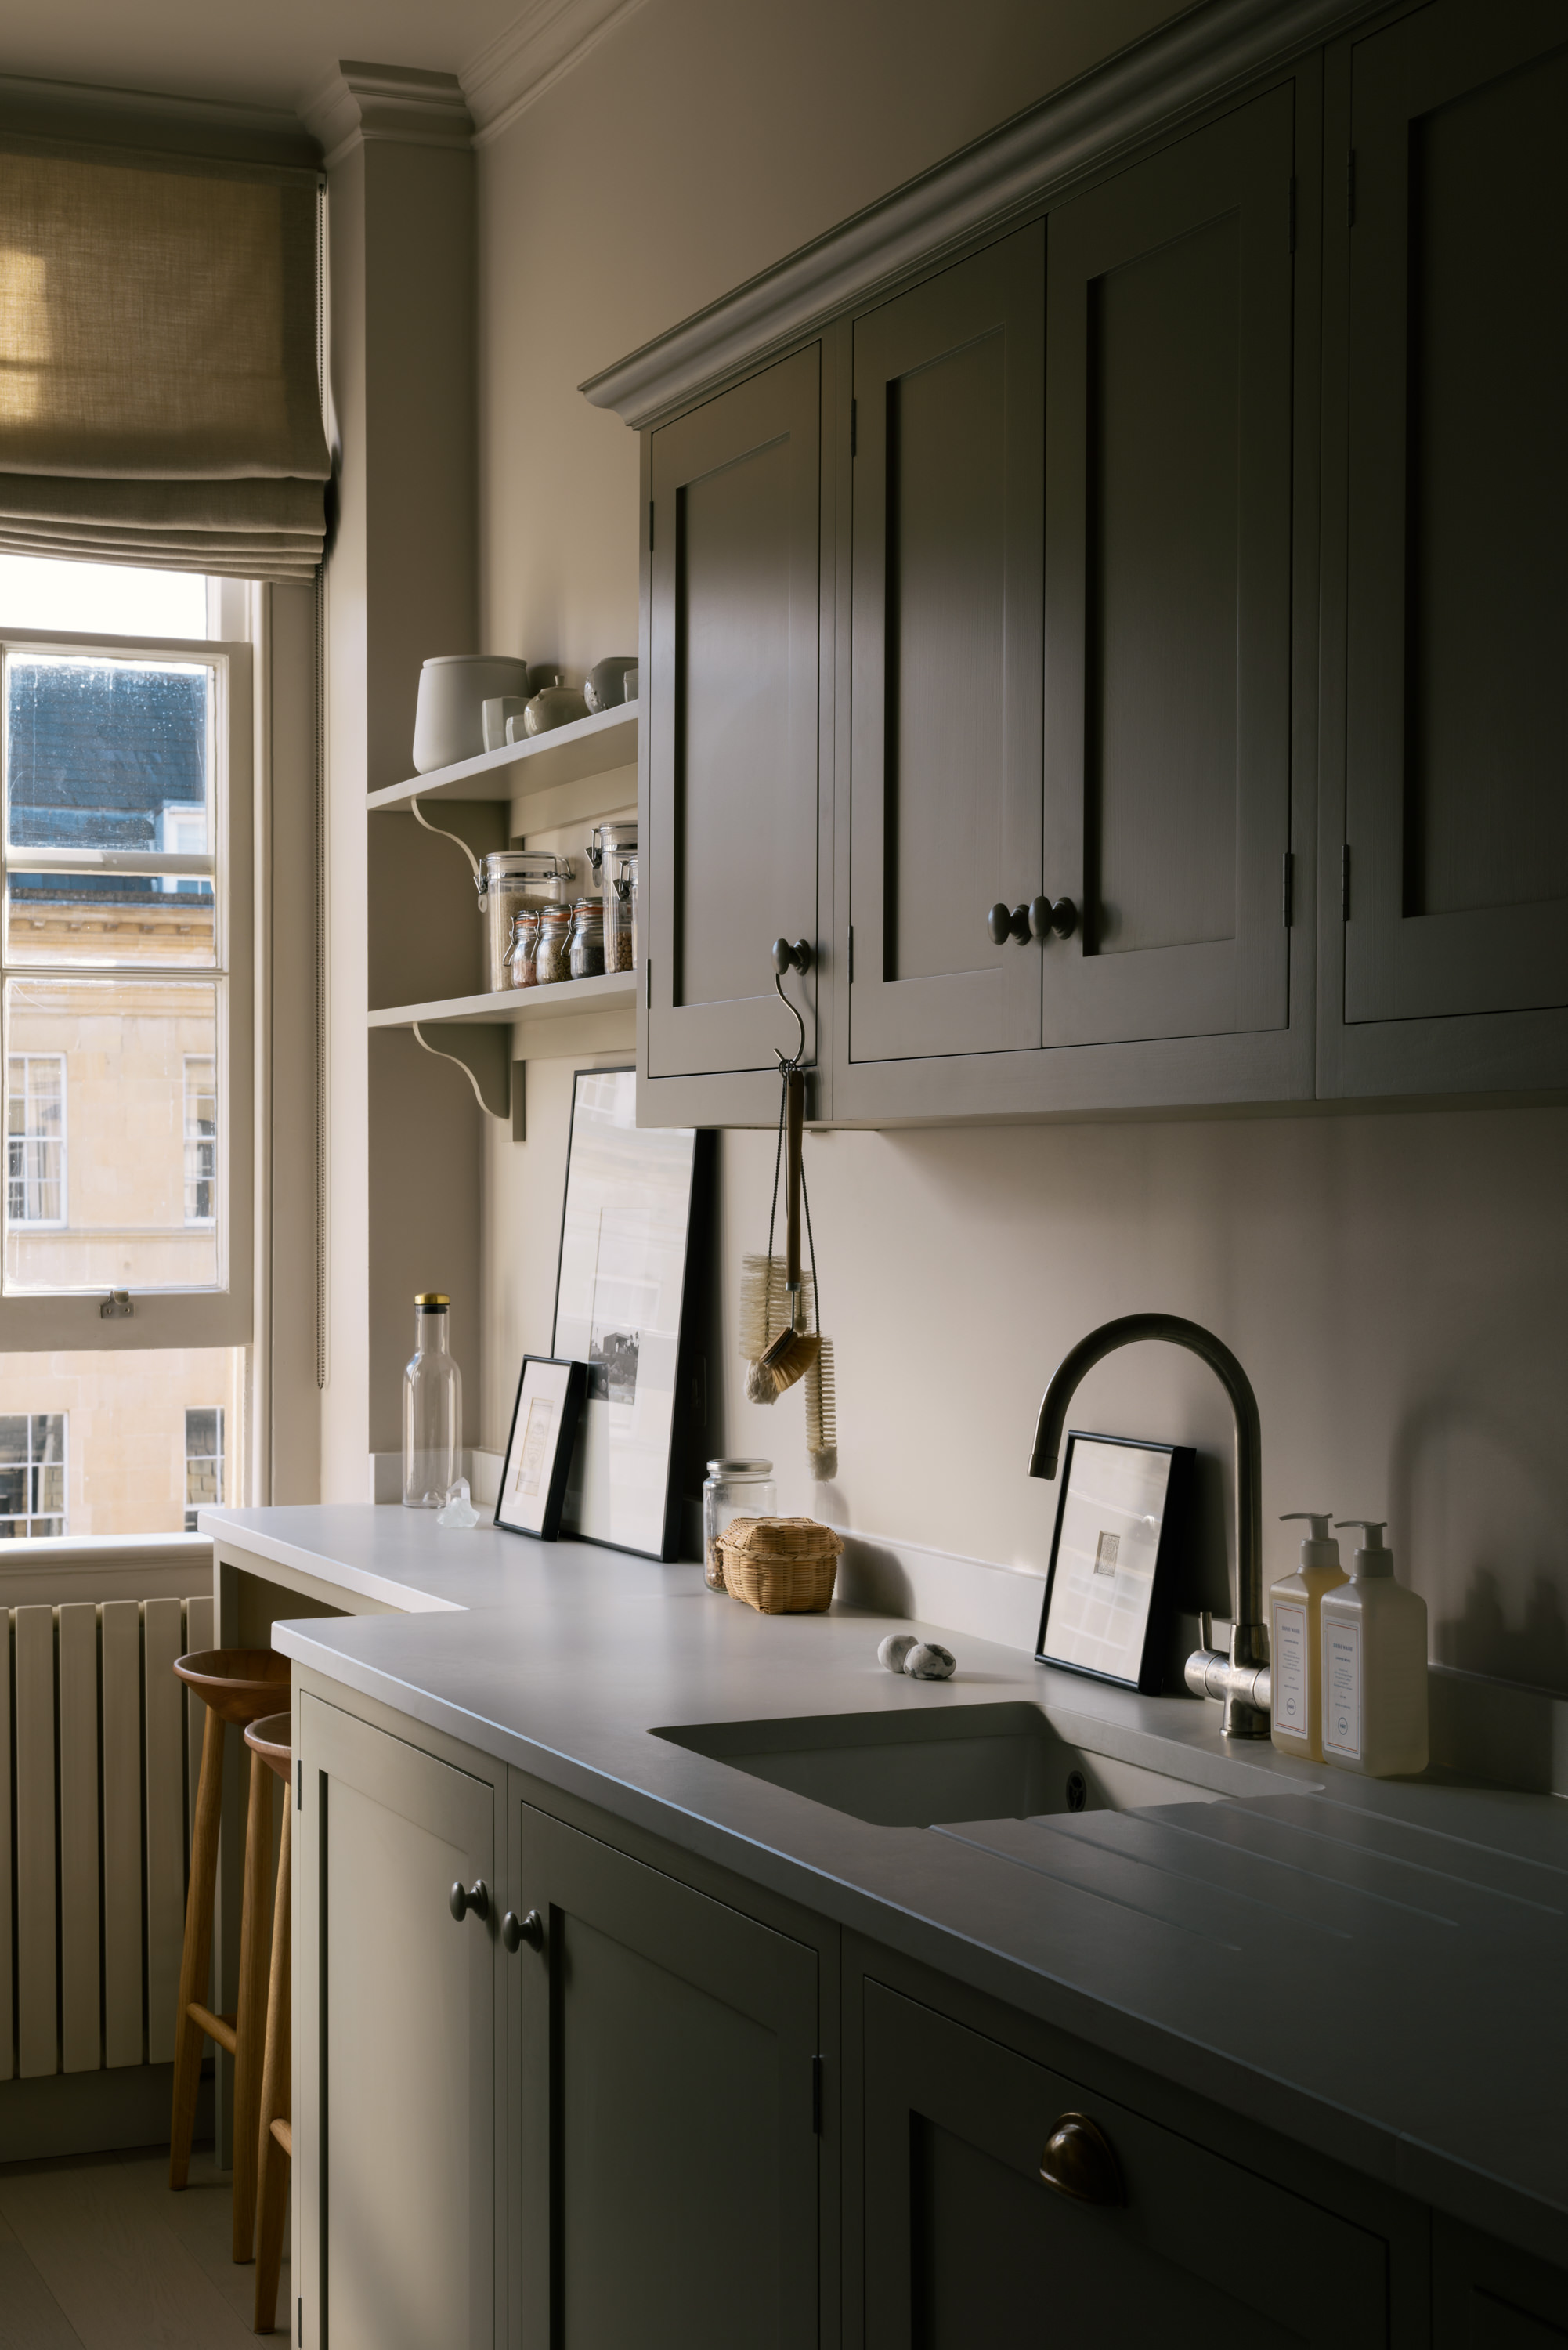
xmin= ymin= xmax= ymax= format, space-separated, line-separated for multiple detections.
xmin=987 ymin=902 xmax=1031 ymax=945
xmin=1029 ymin=895 xmax=1078 ymax=942
xmin=449 ymin=1878 xmax=490 ymax=1923
xmin=501 ymin=1907 xmax=544 ymax=1954
xmin=772 ymin=938 xmax=813 ymax=975
xmin=1039 ymin=2112 xmax=1124 ymax=2206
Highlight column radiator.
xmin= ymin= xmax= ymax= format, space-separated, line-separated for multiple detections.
xmin=0 ymin=1593 xmax=213 ymax=2080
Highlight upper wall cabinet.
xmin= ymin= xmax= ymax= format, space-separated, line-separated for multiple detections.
xmin=1321 ymin=0 xmax=1568 ymax=1096
xmin=643 ymin=344 xmax=829 ymax=1109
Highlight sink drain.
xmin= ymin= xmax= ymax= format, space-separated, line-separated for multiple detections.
xmin=1065 ymin=1770 xmax=1088 ymax=1812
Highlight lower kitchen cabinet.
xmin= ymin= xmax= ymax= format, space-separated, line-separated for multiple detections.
xmin=508 ymin=1792 xmax=823 ymax=2350
xmin=860 ymin=1979 xmax=1389 ymax=2348
xmin=294 ymin=1692 xmax=508 ymax=2350
xmin=1433 ymin=2218 xmax=1568 ymax=2348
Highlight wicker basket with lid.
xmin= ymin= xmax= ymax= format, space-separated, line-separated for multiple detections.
xmin=718 ymin=1516 xmax=844 ymax=1614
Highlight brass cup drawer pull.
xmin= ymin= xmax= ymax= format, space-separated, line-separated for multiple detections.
xmin=1039 ymin=2111 xmax=1124 ymax=2207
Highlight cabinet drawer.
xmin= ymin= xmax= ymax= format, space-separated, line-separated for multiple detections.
xmin=863 ymin=1980 xmax=1387 ymax=2347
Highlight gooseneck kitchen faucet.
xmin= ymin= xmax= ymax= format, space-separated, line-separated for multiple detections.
xmin=1029 ymin=1314 xmax=1273 ymax=1738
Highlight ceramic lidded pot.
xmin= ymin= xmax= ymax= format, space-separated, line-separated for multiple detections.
xmin=413 ymin=655 xmax=529 ymax=774
xmin=584 ymin=656 xmax=638 ymax=713
xmin=522 ymin=685 xmax=589 ymax=736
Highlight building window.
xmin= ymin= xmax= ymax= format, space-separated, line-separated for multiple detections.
xmin=184 ymin=1056 xmax=217 ymax=1225
xmin=184 ymin=1405 xmax=222 ymax=1530
xmin=0 ymin=1411 xmax=67 ymax=1536
xmin=5 ymin=1053 xmax=66 ymax=1226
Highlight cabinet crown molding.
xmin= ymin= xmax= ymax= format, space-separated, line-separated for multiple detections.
xmin=302 ymin=60 xmax=473 ymax=169
xmin=582 ymin=0 xmax=1377 ymax=429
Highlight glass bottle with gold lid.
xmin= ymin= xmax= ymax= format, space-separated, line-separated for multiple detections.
xmin=403 ymin=1292 xmax=462 ymax=1507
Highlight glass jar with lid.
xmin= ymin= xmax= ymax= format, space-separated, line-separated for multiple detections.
xmin=702 ymin=1458 xmax=777 ymax=1592
xmin=606 ymin=850 xmax=637 ymax=974
xmin=569 ymin=896 xmax=605 ymax=980
xmin=534 ymin=902 xmax=572 ymax=987
xmin=476 ymin=851 xmax=569 ymax=992
xmin=504 ymin=907 xmax=540 ymax=988
xmin=587 ymin=823 xmax=637 ymax=959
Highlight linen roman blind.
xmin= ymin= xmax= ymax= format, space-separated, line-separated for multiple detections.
xmin=0 ymin=144 xmax=329 ymax=582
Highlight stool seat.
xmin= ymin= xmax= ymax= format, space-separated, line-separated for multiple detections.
xmin=174 ymin=1649 xmax=291 ymax=1727
xmin=244 ymin=1712 xmax=292 ymax=1784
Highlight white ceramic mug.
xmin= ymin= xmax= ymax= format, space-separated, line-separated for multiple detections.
xmin=482 ymin=696 xmax=529 ymax=753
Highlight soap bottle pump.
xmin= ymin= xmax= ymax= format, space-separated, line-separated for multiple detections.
xmin=1319 ymin=1522 xmax=1428 ymax=1777
xmin=1269 ymin=1513 xmax=1347 ymax=1762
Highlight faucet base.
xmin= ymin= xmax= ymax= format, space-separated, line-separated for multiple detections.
xmin=1183 ymin=1647 xmax=1273 ymax=1739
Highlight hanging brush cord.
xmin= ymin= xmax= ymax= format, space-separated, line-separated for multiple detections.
xmin=800 ymin=1141 xmax=821 ymax=1336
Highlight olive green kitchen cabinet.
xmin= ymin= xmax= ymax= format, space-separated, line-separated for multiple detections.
xmin=293 ymin=1692 xmax=508 ymax=2350
xmin=858 ymin=1979 xmax=1392 ymax=2349
xmin=508 ymin=1791 xmax=824 ymax=2350
xmin=641 ymin=340 xmax=835 ymax=1125
xmin=1320 ymin=0 xmax=1568 ymax=1097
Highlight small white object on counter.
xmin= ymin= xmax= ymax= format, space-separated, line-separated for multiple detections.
xmin=877 ymin=1632 xmax=956 ymax=1679
xmin=436 ymin=1478 xmax=480 ymax=1529
xmin=878 ymin=1632 xmax=918 ymax=1674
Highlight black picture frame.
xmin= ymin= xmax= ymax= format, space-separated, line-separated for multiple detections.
xmin=495 ymin=1355 xmax=587 ymax=1541
xmin=1035 ymin=1429 xmax=1194 ymax=1694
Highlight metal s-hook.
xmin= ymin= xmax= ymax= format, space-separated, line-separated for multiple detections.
xmin=772 ymin=938 xmax=812 ymax=1069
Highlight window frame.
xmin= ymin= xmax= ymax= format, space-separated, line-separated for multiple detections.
xmin=0 ymin=624 xmax=253 ymax=1351
xmin=183 ymin=1401 xmax=224 ymax=1530
xmin=6 ymin=1048 xmax=67 ymax=1227
xmin=0 ymin=1408 xmax=67 ymax=1537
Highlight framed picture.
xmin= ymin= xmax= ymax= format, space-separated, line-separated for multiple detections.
xmin=495 ymin=1355 xmax=587 ymax=1540
xmin=551 ymin=1067 xmax=703 ymax=1560
xmin=1035 ymin=1430 xmax=1193 ymax=1694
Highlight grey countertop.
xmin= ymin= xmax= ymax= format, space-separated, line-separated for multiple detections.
xmin=206 ymin=1503 xmax=1568 ymax=2265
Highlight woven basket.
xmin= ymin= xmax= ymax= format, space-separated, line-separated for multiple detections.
xmin=719 ymin=1516 xmax=844 ymax=1615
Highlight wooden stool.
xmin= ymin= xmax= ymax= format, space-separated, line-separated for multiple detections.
xmin=169 ymin=1648 xmax=291 ymax=2265
xmin=246 ymin=1712 xmax=293 ymax=2337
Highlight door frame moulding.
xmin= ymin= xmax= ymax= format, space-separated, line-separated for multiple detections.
xmin=580 ymin=0 xmax=1394 ymax=429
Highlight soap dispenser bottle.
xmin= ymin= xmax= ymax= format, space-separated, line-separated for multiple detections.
xmin=1319 ymin=1522 xmax=1428 ymax=1777
xmin=1269 ymin=1514 xmax=1347 ymax=1761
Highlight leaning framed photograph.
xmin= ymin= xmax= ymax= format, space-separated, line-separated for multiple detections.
xmin=1035 ymin=1430 xmax=1194 ymax=1694
xmin=495 ymin=1355 xmax=587 ymax=1540
xmin=551 ymin=1067 xmax=703 ymax=1560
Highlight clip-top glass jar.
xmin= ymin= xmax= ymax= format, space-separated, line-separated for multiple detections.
xmin=569 ymin=896 xmax=605 ymax=980
xmin=504 ymin=908 xmax=540 ymax=988
xmin=476 ymin=851 xmax=569 ymax=992
xmin=534 ymin=902 xmax=571 ymax=987
xmin=607 ymin=851 xmax=637 ymax=974
xmin=702 ymin=1457 xmax=777 ymax=1591
xmin=588 ymin=822 xmax=637 ymax=962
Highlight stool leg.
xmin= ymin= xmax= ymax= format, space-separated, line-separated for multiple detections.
xmin=170 ymin=1703 xmax=224 ymax=2190
xmin=254 ymin=1801 xmax=291 ymax=2334
xmin=232 ymin=1747 xmax=274 ymax=2261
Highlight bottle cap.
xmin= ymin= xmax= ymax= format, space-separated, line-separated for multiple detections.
xmin=1281 ymin=1512 xmax=1340 ymax=1571
xmin=1335 ymin=1520 xmax=1393 ymax=1577
xmin=414 ymin=1292 xmax=450 ymax=1307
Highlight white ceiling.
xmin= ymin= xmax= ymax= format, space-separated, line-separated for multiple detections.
xmin=0 ymin=0 xmax=523 ymax=119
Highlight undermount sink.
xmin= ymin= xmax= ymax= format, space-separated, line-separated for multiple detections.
xmin=654 ymin=1701 xmax=1232 ymax=1828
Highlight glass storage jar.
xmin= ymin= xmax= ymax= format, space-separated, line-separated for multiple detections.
xmin=504 ymin=908 xmax=540 ymax=988
xmin=476 ymin=851 xmax=569 ymax=992
xmin=569 ymin=896 xmax=605 ymax=979
xmin=587 ymin=823 xmax=637 ymax=960
xmin=534 ymin=902 xmax=572 ymax=987
xmin=607 ymin=851 xmax=638 ymax=974
xmin=702 ymin=1458 xmax=776 ymax=1592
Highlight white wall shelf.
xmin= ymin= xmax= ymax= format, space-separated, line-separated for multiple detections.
xmin=369 ymin=972 xmax=638 ymax=1119
xmin=367 ymin=702 xmax=638 ymax=812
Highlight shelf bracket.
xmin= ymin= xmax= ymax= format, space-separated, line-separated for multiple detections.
xmin=412 ymin=1021 xmax=511 ymax=1120
xmin=407 ymin=795 xmax=501 ymax=881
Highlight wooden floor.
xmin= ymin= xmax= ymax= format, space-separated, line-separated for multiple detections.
xmin=0 ymin=2145 xmax=288 ymax=2347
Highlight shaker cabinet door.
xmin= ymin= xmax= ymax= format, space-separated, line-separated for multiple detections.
xmin=646 ymin=343 xmax=824 ymax=1081
xmin=1341 ymin=0 xmax=1568 ymax=1029
xmin=1042 ymin=85 xmax=1295 ymax=1050
xmin=862 ymin=1981 xmax=1388 ymax=2350
xmin=509 ymin=1797 xmax=821 ymax=2350
xmin=847 ymin=222 xmax=1045 ymax=1063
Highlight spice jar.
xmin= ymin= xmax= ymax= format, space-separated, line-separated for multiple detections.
xmin=702 ymin=1458 xmax=776 ymax=1593
xmin=534 ymin=902 xmax=571 ymax=987
xmin=475 ymin=851 xmax=569 ymax=992
xmin=504 ymin=908 xmax=540 ymax=988
xmin=607 ymin=851 xmax=638 ymax=974
xmin=569 ymin=897 xmax=605 ymax=980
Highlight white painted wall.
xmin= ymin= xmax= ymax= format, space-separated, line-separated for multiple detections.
xmin=471 ymin=0 xmax=1568 ymax=1698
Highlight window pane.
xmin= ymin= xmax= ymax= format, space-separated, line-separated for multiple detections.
xmin=0 ymin=1348 xmax=242 ymax=1534
xmin=4 ymin=654 xmax=216 ymax=969
xmin=3 ymin=975 xmax=220 ymax=1292
xmin=0 ymin=557 xmax=208 ymax=638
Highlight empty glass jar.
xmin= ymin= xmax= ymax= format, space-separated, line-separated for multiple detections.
xmin=702 ymin=1457 xmax=776 ymax=1591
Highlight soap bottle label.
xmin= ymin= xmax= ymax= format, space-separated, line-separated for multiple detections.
xmin=1274 ymin=1600 xmax=1308 ymax=1737
xmin=1324 ymin=1619 xmax=1361 ymax=1759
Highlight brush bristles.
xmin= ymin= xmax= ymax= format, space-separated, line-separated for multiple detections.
xmin=739 ymin=1256 xmax=813 ymax=1364
xmin=806 ymin=1337 xmax=837 ymax=1480
xmin=757 ymin=1326 xmax=819 ymax=1396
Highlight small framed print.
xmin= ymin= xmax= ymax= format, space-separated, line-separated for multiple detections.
xmin=1035 ymin=1430 xmax=1194 ymax=1694
xmin=496 ymin=1356 xmax=587 ymax=1541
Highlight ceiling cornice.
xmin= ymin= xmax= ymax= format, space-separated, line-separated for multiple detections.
xmin=301 ymin=60 xmax=473 ymax=172
xmin=581 ymin=0 xmax=1386 ymax=429
xmin=0 ymin=67 xmax=321 ymax=173
xmin=460 ymin=0 xmax=653 ymax=146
